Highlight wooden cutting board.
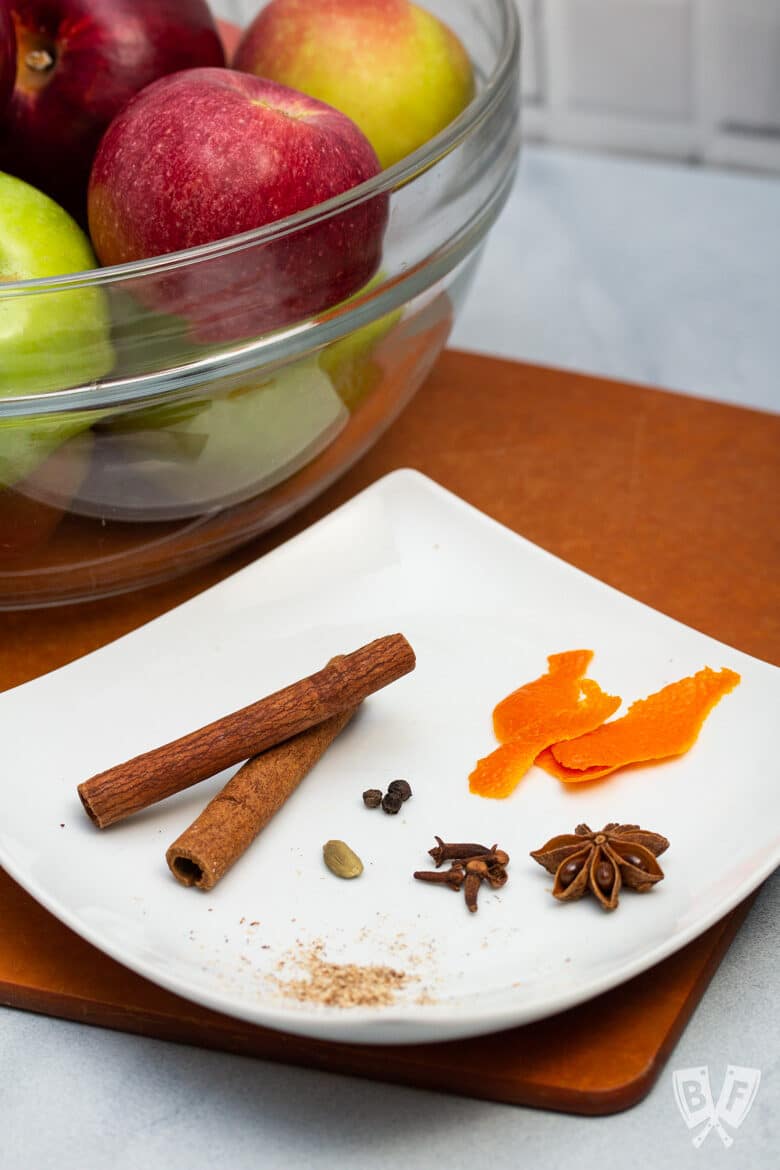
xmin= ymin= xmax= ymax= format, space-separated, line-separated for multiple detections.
xmin=1 ymin=350 xmax=778 ymax=1114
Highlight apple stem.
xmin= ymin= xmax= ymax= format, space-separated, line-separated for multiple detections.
xmin=25 ymin=48 xmax=56 ymax=72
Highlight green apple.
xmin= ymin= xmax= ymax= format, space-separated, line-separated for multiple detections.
xmin=92 ymin=274 xmax=400 ymax=518
xmin=82 ymin=358 xmax=347 ymax=520
xmin=0 ymin=171 xmax=113 ymax=487
xmin=234 ymin=0 xmax=475 ymax=169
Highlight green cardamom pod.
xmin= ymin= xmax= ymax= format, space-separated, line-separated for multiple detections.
xmin=323 ymin=839 xmax=364 ymax=879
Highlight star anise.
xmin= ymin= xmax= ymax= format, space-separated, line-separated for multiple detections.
xmin=530 ymin=823 xmax=669 ymax=911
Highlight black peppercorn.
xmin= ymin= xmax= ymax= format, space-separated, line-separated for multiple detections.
xmin=362 ymin=788 xmax=383 ymax=809
xmin=381 ymin=791 xmax=403 ymax=815
xmin=387 ymin=779 xmax=412 ymax=802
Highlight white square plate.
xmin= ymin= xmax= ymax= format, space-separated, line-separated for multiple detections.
xmin=1 ymin=470 xmax=777 ymax=1044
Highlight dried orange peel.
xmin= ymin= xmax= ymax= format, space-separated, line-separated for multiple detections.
xmin=493 ymin=649 xmax=595 ymax=742
xmin=469 ymin=651 xmax=621 ymax=799
xmin=536 ymin=666 xmax=741 ymax=783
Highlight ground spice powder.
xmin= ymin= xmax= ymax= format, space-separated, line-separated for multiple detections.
xmin=272 ymin=943 xmax=413 ymax=1008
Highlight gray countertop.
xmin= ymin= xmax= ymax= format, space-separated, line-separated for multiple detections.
xmin=452 ymin=146 xmax=780 ymax=415
xmin=2 ymin=145 xmax=778 ymax=1169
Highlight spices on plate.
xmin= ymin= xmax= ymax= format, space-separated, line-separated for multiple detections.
xmin=271 ymin=942 xmax=412 ymax=1007
xmin=413 ymin=865 xmax=466 ymax=890
xmin=470 ymin=651 xmax=741 ymax=797
xmin=167 ymin=708 xmax=356 ymax=890
xmin=428 ymin=836 xmax=494 ymax=867
xmin=530 ymin=822 xmax=669 ymax=911
xmin=77 ymin=633 xmax=415 ymax=828
xmin=463 ymin=864 xmax=485 ymax=913
xmin=363 ymin=778 xmax=414 ymax=813
xmin=469 ymin=650 xmax=621 ymax=799
xmin=414 ymin=838 xmax=510 ymax=913
xmin=536 ymin=667 xmax=741 ymax=782
xmin=381 ymin=790 xmax=403 ymax=815
xmin=493 ymin=650 xmax=596 ymax=741
xmin=323 ymin=839 xmax=364 ymax=880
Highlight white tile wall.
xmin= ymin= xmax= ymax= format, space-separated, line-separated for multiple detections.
xmin=551 ymin=0 xmax=694 ymax=119
xmin=213 ymin=0 xmax=256 ymax=22
xmin=518 ymin=0 xmax=543 ymax=100
xmin=703 ymin=0 xmax=780 ymax=128
xmin=519 ymin=0 xmax=780 ymax=171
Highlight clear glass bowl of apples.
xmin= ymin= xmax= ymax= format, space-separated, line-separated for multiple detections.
xmin=0 ymin=0 xmax=520 ymax=607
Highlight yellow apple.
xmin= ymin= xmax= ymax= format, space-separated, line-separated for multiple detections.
xmin=319 ymin=274 xmax=401 ymax=409
xmin=233 ymin=0 xmax=475 ymax=169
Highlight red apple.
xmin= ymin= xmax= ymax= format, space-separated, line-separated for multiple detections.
xmin=0 ymin=3 xmax=15 ymax=115
xmin=0 ymin=0 xmax=225 ymax=224
xmin=88 ymin=69 xmax=388 ymax=343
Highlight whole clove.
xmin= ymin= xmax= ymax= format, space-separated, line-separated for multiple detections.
xmin=413 ymin=865 xmax=465 ymax=890
xmin=464 ymin=872 xmax=482 ymax=913
xmin=416 ymin=837 xmax=511 ymax=913
xmin=486 ymin=865 xmax=509 ymax=889
xmin=428 ymin=836 xmax=494 ymax=868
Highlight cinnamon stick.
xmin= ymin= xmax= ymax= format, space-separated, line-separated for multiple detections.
xmin=166 ymin=707 xmax=356 ymax=890
xmin=78 ymin=633 xmax=415 ymax=828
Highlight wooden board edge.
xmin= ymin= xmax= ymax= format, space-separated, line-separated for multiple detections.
xmin=0 ymin=893 xmax=758 ymax=1113
xmin=536 ymin=892 xmax=759 ymax=1115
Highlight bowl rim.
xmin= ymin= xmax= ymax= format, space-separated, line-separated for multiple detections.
xmin=0 ymin=0 xmax=520 ymax=296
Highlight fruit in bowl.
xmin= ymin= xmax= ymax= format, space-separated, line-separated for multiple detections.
xmin=233 ymin=0 xmax=475 ymax=168
xmin=318 ymin=277 xmax=402 ymax=410
xmin=67 ymin=360 xmax=350 ymax=521
xmin=83 ymin=274 xmax=402 ymax=520
xmin=0 ymin=3 xmax=14 ymax=114
xmin=87 ymin=68 xmax=389 ymax=343
xmin=0 ymin=0 xmax=520 ymax=606
xmin=0 ymin=0 xmax=225 ymax=223
xmin=0 ymin=171 xmax=112 ymax=400
xmin=0 ymin=171 xmax=113 ymax=488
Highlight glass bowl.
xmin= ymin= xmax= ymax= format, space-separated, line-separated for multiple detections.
xmin=0 ymin=0 xmax=520 ymax=608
